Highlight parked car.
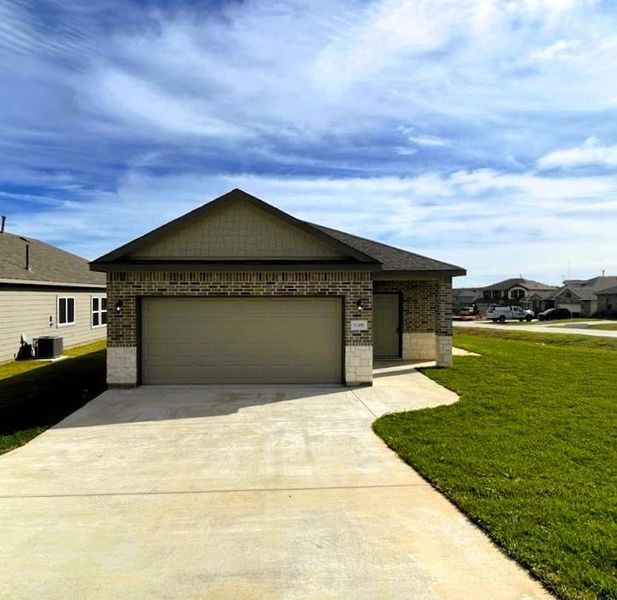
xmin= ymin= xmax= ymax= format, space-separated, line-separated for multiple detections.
xmin=537 ymin=307 xmax=572 ymax=321
xmin=486 ymin=305 xmax=534 ymax=323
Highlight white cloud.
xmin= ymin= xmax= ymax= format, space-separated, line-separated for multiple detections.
xmin=398 ymin=126 xmax=452 ymax=148
xmin=394 ymin=147 xmax=418 ymax=156
xmin=537 ymin=137 xmax=617 ymax=169
xmin=83 ymin=69 xmax=248 ymax=138
xmin=528 ymin=39 xmax=580 ymax=62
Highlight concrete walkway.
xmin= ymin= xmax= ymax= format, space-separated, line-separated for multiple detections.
xmin=455 ymin=319 xmax=617 ymax=337
xmin=0 ymin=361 xmax=550 ymax=599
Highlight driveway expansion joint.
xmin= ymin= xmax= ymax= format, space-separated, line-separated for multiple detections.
xmin=350 ymin=389 xmax=378 ymax=418
xmin=0 ymin=482 xmax=430 ymax=500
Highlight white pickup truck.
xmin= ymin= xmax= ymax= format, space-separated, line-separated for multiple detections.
xmin=486 ymin=305 xmax=534 ymax=323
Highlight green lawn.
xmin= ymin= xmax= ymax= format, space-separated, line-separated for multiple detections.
xmin=0 ymin=341 xmax=106 ymax=455
xmin=374 ymin=330 xmax=617 ymax=600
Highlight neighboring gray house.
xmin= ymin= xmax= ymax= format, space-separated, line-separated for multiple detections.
xmin=596 ymin=285 xmax=617 ymax=317
xmin=91 ymin=189 xmax=465 ymax=387
xmin=0 ymin=224 xmax=107 ymax=363
xmin=553 ymin=276 xmax=617 ymax=317
xmin=479 ymin=277 xmax=558 ymax=313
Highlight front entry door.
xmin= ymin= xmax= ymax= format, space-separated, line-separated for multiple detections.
xmin=374 ymin=294 xmax=400 ymax=358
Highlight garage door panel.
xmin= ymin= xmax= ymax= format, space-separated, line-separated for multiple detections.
xmin=141 ymin=297 xmax=342 ymax=384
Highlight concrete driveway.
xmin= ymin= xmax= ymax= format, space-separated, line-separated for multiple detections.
xmin=0 ymin=363 xmax=551 ymax=599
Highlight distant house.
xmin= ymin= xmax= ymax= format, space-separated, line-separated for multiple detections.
xmin=452 ymin=287 xmax=482 ymax=309
xmin=479 ymin=278 xmax=558 ymax=313
xmin=596 ymin=285 xmax=617 ymax=317
xmin=525 ymin=289 xmax=556 ymax=315
xmin=0 ymin=221 xmax=106 ymax=363
xmin=553 ymin=276 xmax=617 ymax=317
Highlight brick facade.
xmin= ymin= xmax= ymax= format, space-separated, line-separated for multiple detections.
xmin=106 ymin=270 xmax=374 ymax=385
xmin=105 ymin=271 xmax=453 ymax=385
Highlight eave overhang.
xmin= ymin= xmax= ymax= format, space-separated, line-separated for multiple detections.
xmin=91 ymin=259 xmax=382 ymax=273
xmin=372 ymin=268 xmax=466 ymax=280
xmin=0 ymin=278 xmax=105 ymax=289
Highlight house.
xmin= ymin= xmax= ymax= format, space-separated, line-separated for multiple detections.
xmin=90 ymin=189 xmax=465 ymax=387
xmin=553 ymin=276 xmax=617 ymax=317
xmin=0 ymin=220 xmax=107 ymax=363
xmin=479 ymin=277 xmax=558 ymax=313
xmin=525 ymin=289 xmax=556 ymax=315
xmin=596 ymin=285 xmax=617 ymax=317
xmin=452 ymin=287 xmax=482 ymax=309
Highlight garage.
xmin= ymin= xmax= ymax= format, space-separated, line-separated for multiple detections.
xmin=141 ymin=297 xmax=342 ymax=384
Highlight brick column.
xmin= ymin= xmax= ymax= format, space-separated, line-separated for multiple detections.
xmin=106 ymin=274 xmax=138 ymax=386
xmin=435 ymin=277 xmax=453 ymax=367
xmin=344 ymin=289 xmax=373 ymax=385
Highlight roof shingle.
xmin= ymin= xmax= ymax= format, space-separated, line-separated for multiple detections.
xmin=310 ymin=224 xmax=465 ymax=274
xmin=0 ymin=232 xmax=105 ymax=286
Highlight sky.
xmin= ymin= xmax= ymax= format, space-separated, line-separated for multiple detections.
xmin=1 ymin=0 xmax=617 ymax=287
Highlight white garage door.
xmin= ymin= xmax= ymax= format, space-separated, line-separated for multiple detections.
xmin=141 ymin=297 xmax=342 ymax=384
xmin=558 ymin=303 xmax=582 ymax=315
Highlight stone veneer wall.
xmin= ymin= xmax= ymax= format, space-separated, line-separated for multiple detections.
xmin=374 ymin=278 xmax=452 ymax=366
xmin=106 ymin=270 xmax=373 ymax=386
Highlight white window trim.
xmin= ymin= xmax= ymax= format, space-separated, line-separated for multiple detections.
xmin=57 ymin=296 xmax=76 ymax=327
xmin=91 ymin=295 xmax=108 ymax=329
xmin=509 ymin=287 xmax=526 ymax=299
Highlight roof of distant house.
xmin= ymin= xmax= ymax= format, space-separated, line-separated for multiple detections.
xmin=482 ymin=277 xmax=557 ymax=292
xmin=557 ymin=276 xmax=617 ymax=300
xmin=526 ymin=289 xmax=556 ymax=300
xmin=0 ymin=231 xmax=105 ymax=287
xmin=596 ymin=284 xmax=617 ymax=295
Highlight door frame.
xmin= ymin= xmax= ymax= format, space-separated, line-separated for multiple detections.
xmin=373 ymin=292 xmax=402 ymax=359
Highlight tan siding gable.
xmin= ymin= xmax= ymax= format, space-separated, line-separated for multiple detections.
xmin=130 ymin=199 xmax=347 ymax=260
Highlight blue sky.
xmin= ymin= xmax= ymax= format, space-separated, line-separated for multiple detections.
xmin=1 ymin=0 xmax=617 ymax=286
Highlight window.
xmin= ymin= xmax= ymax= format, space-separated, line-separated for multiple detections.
xmin=58 ymin=297 xmax=75 ymax=326
xmin=92 ymin=296 xmax=107 ymax=327
xmin=492 ymin=290 xmax=500 ymax=299
xmin=510 ymin=288 xmax=525 ymax=300
xmin=483 ymin=291 xmax=491 ymax=300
